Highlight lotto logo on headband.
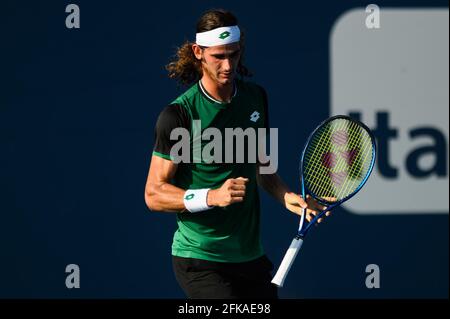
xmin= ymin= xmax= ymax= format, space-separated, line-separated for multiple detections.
xmin=219 ymin=31 xmax=231 ymax=39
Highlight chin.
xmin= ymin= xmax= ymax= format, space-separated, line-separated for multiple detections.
xmin=219 ymin=77 xmax=234 ymax=85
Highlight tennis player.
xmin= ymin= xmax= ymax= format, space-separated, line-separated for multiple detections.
xmin=145 ymin=9 xmax=328 ymax=299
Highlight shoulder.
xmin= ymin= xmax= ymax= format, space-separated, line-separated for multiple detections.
xmin=157 ymin=103 xmax=186 ymax=120
xmin=156 ymin=103 xmax=190 ymax=131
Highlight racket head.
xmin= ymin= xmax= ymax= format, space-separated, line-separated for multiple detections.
xmin=300 ymin=115 xmax=376 ymax=206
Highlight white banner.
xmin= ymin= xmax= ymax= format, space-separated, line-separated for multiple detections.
xmin=330 ymin=8 xmax=449 ymax=214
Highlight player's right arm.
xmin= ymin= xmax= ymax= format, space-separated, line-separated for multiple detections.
xmin=144 ymin=104 xmax=249 ymax=213
xmin=144 ymin=158 xmax=249 ymax=212
xmin=145 ymin=155 xmax=185 ymax=212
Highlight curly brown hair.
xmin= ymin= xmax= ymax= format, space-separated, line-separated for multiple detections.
xmin=166 ymin=9 xmax=252 ymax=86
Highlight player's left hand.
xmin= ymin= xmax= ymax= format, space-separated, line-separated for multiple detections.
xmin=283 ymin=192 xmax=332 ymax=224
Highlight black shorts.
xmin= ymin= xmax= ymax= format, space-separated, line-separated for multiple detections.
xmin=172 ymin=255 xmax=278 ymax=299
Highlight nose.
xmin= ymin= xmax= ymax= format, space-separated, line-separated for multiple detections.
xmin=221 ymin=58 xmax=232 ymax=72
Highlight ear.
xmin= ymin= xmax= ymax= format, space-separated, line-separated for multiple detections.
xmin=192 ymin=44 xmax=203 ymax=60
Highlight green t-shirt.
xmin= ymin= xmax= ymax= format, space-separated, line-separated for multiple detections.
xmin=153 ymin=79 xmax=269 ymax=262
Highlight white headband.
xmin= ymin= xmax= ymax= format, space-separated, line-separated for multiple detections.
xmin=196 ymin=26 xmax=240 ymax=47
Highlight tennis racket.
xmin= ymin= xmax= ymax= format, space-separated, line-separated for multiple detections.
xmin=271 ymin=115 xmax=376 ymax=287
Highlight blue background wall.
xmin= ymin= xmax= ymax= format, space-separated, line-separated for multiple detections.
xmin=0 ymin=0 xmax=448 ymax=298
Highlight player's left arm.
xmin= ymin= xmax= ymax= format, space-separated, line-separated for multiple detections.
xmin=256 ymin=165 xmax=327 ymax=223
xmin=256 ymin=85 xmax=328 ymax=222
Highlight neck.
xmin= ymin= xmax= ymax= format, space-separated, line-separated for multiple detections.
xmin=200 ymin=76 xmax=234 ymax=103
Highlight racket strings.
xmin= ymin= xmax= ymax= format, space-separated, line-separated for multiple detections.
xmin=303 ymin=118 xmax=374 ymax=202
xmin=338 ymin=132 xmax=373 ymax=197
xmin=307 ymin=130 xmax=371 ymax=199
xmin=308 ymin=125 xmax=372 ymax=199
xmin=304 ymin=125 xmax=336 ymax=197
xmin=304 ymin=120 xmax=350 ymax=197
xmin=325 ymin=121 xmax=371 ymax=196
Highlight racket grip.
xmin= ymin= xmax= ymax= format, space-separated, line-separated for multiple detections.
xmin=271 ymin=237 xmax=304 ymax=287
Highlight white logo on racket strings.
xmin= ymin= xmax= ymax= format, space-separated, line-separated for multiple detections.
xmin=250 ymin=111 xmax=260 ymax=122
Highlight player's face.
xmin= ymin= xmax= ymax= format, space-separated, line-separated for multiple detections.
xmin=200 ymin=43 xmax=241 ymax=85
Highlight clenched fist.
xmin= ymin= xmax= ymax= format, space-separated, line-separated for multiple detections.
xmin=207 ymin=177 xmax=249 ymax=207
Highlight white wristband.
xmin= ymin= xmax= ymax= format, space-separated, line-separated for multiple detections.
xmin=183 ymin=188 xmax=213 ymax=213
